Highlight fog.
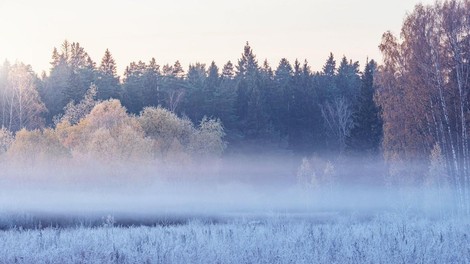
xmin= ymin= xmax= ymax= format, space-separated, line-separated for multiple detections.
xmin=0 ymin=154 xmax=455 ymax=228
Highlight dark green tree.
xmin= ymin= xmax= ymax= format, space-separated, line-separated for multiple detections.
xmin=204 ymin=61 xmax=221 ymax=117
xmin=215 ymin=61 xmax=237 ymax=131
xmin=142 ymin=58 xmax=162 ymax=107
xmin=319 ymin=52 xmax=338 ymax=101
xmin=184 ymin=63 xmax=207 ymax=122
xmin=235 ymin=42 xmax=269 ymax=139
xmin=96 ymin=49 xmax=121 ymax=100
xmin=288 ymin=59 xmax=318 ymax=153
xmin=161 ymin=61 xmax=187 ymax=112
xmin=41 ymin=41 xmax=96 ymax=124
xmin=272 ymin=58 xmax=293 ymax=141
xmin=122 ymin=60 xmax=147 ymax=113
xmin=336 ymin=56 xmax=361 ymax=102
xmin=348 ymin=60 xmax=382 ymax=154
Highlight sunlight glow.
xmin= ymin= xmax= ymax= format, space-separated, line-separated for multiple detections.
xmin=1 ymin=0 xmax=435 ymax=74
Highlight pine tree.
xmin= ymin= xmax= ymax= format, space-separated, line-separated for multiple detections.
xmin=160 ymin=61 xmax=187 ymax=113
xmin=319 ymin=53 xmax=338 ymax=101
xmin=142 ymin=58 xmax=162 ymax=108
xmin=204 ymin=61 xmax=220 ymax=117
xmin=348 ymin=60 xmax=382 ymax=154
xmin=289 ymin=59 xmax=317 ymax=153
xmin=217 ymin=61 xmax=237 ymax=130
xmin=222 ymin=61 xmax=235 ymax=79
xmin=66 ymin=42 xmax=95 ymax=106
xmin=172 ymin=60 xmax=185 ymax=78
xmin=99 ymin=49 xmax=117 ymax=76
xmin=50 ymin=48 xmax=60 ymax=69
xmin=42 ymin=44 xmax=72 ymax=123
xmin=96 ymin=49 xmax=121 ymax=100
xmin=235 ymin=42 xmax=269 ymax=139
xmin=322 ymin=52 xmax=336 ymax=77
xmin=184 ymin=63 xmax=207 ymax=122
xmin=336 ymin=56 xmax=361 ymax=102
xmin=272 ymin=58 xmax=293 ymax=140
xmin=122 ymin=61 xmax=142 ymax=111
xmin=40 ymin=41 xmax=98 ymax=124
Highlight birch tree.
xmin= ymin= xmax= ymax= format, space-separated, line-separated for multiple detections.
xmin=2 ymin=63 xmax=46 ymax=132
xmin=376 ymin=0 xmax=470 ymax=214
xmin=321 ymin=97 xmax=355 ymax=153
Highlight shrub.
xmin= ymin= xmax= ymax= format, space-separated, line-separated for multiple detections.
xmin=138 ymin=106 xmax=194 ymax=156
xmin=6 ymin=128 xmax=70 ymax=166
xmin=57 ymin=100 xmax=152 ymax=164
xmin=189 ymin=117 xmax=226 ymax=158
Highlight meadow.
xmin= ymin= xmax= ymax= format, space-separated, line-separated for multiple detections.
xmin=0 ymin=212 xmax=468 ymax=264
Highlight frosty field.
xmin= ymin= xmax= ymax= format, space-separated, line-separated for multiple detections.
xmin=0 ymin=180 xmax=466 ymax=263
xmin=0 ymin=213 xmax=469 ymax=264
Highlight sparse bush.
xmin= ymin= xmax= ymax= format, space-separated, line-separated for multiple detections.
xmin=427 ymin=143 xmax=448 ymax=188
xmin=296 ymin=156 xmax=336 ymax=189
xmin=297 ymin=158 xmax=317 ymax=189
xmin=189 ymin=117 xmax=226 ymax=158
xmin=425 ymin=143 xmax=451 ymax=213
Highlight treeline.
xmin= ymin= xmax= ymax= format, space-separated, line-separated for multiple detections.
xmin=0 ymin=41 xmax=382 ymax=156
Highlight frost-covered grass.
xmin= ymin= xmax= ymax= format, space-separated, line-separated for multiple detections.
xmin=0 ymin=214 xmax=469 ymax=264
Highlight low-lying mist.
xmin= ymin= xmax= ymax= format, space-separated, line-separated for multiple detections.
xmin=0 ymin=153 xmax=455 ymax=229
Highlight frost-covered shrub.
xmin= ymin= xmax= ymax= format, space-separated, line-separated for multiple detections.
xmin=189 ymin=117 xmax=226 ymax=158
xmin=424 ymin=143 xmax=452 ymax=213
xmin=297 ymin=157 xmax=317 ymax=188
xmin=54 ymin=84 xmax=98 ymax=126
xmin=427 ymin=143 xmax=449 ymax=188
xmin=57 ymin=99 xmax=152 ymax=164
xmin=138 ymin=106 xmax=193 ymax=155
xmin=297 ymin=156 xmax=336 ymax=189
xmin=139 ymin=107 xmax=226 ymax=160
xmin=6 ymin=128 xmax=70 ymax=166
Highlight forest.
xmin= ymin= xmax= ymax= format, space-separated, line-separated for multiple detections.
xmin=0 ymin=42 xmax=380 ymax=156
xmin=2 ymin=1 xmax=470 ymax=263
xmin=0 ymin=0 xmax=469 ymax=214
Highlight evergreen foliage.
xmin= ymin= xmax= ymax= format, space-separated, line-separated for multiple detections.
xmin=348 ymin=60 xmax=382 ymax=154
xmin=3 ymin=40 xmax=380 ymax=155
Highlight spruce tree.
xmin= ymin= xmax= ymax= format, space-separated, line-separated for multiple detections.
xmin=122 ymin=60 xmax=146 ymax=113
xmin=273 ymin=58 xmax=293 ymax=140
xmin=235 ymin=42 xmax=269 ymax=139
xmin=217 ymin=61 xmax=237 ymax=130
xmin=348 ymin=60 xmax=382 ymax=154
xmin=184 ymin=63 xmax=207 ymax=122
xmin=96 ymin=49 xmax=121 ymax=100
xmin=143 ymin=58 xmax=162 ymax=107
xmin=322 ymin=52 xmax=336 ymax=77
xmin=336 ymin=56 xmax=361 ymax=102
xmin=319 ymin=52 xmax=338 ymax=101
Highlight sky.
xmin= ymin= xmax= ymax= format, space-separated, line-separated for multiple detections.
xmin=0 ymin=0 xmax=434 ymax=76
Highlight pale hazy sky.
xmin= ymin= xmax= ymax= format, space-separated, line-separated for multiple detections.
xmin=0 ymin=0 xmax=433 ymax=75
